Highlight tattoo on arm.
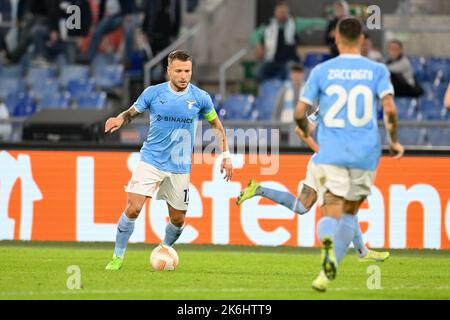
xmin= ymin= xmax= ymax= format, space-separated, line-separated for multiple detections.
xmin=118 ymin=107 xmax=139 ymax=126
xmin=384 ymin=111 xmax=399 ymax=143
xmin=210 ymin=119 xmax=228 ymax=152
xmin=296 ymin=117 xmax=309 ymax=137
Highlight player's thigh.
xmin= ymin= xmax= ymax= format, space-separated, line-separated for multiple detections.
xmin=300 ymin=159 xmax=318 ymax=210
xmin=343 ymin=199 xmax=364 ymax=215
xmin=311 ymin=163 xmax=350 ymax=207
xmin=156 ymin=172 xmax=190 ymax=212
xmin=320 ymin=191 xmax=345 ymax=219
xmin=346 ymin=169 xmax=375 ymax=206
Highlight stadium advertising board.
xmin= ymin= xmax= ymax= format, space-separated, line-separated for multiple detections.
xmin=0 ymin=150 xmax=449 ymax=249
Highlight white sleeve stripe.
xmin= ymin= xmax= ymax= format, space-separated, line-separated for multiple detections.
xmin=300 ymin=97 xmax=314 ymax=105
xmin=379 ymin=89 xmax=395 ymax=99
xmin=132 ymin=104 xmax=144 ymax=113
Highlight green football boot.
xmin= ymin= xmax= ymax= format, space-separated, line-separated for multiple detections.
xmin=236 ymin=180 xmax=261 ymax=206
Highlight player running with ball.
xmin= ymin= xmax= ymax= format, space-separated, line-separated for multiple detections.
xmin=104 ymin=50 xmax=233 ymax=271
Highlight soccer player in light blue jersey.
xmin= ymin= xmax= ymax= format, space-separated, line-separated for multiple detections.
xmin=294 ymin=17 xmax=404 ymax=292
xmin=104 ymin=50 xmax=233 ymax=271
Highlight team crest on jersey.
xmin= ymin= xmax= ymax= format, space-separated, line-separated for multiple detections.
xmin=186 ymin=100 xmax=196 ymax=109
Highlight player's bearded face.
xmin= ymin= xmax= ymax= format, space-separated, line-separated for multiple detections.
xmin=168 ymin=60 xmax=193 ymax=91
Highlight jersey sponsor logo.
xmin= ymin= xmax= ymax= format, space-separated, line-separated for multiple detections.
xmin=156 ymin=114 xmax=194 ymax=124
xmin=186 ymin=100 xmax=196 ymax=110
xmin=159 ymin=100 xmax=168 ymax=105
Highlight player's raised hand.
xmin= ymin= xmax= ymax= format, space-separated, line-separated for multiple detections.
xmin=390 ymin=141 xmax=405 ymax=159
xmin=105 ymin=117 xmax=124 ymax=134
xmin=221 ymin=158 xmax=233 ymax=182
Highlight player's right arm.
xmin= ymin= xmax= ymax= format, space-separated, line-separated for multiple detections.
xmin=381 ymin=95 xmax=404 ymax=159
xmin=377 ymin=64 xmax=404 ymax=159
xmin=105 ymin=86 xmax=154 ymax=134
xmin=105 ymin=106 xmax=140 ymax=134
xmin=295 ymin=66 xmax=321 ymax=138
xmin=295 ymin=124 xmax=319 ymax=153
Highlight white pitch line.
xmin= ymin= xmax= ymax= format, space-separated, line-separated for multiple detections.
xmin=1 ymin=286 xmax=449 ymax=297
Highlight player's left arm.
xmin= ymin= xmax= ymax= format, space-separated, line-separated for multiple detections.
xmin=201 ymin=92 xmax=233 ymax=181
xmin=208 ymin=117 xmax=233 ymax=181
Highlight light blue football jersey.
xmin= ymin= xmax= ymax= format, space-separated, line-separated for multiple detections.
xmin=133 ymin=82 xmax=217 ymax=174
xmin=300 ymin=54 xmax=394 ymax=171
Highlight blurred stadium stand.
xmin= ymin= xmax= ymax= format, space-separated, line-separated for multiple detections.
xmin=0 ymin=0 xmax=448 ymax=148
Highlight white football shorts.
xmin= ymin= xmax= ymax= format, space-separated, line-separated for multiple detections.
xmin=125 ymin=161 xmax=190 ymax=211
xmin=308 ymin=161 xmax=375 ymax=206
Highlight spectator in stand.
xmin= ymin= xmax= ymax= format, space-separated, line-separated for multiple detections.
xmin=385 ymin=39 xmax=423 ymax=98
xmin=274 ymin=63 xmax=305 ymax=122
xmin=87 ymin=0 xmax=136 ymax=61
xmin=0 ymin=98 xmax=13 ymax=141
xmin=361 ymin=32 xmax=383 ymax=62
xmin=251 ymin=1 xmax=326 ymax=82
xmin=142 ymin=0 xmax=181 ymax=83
xmin=325 ymin=0 xmax=349 ymax=58
xmin=445 ymin=83 xmax=450 ymax=110
xmin=6 ymin=0 xmax=64 ymax=65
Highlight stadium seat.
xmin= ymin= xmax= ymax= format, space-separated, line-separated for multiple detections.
xmin=435 ymin=83 xmax=448 ymax=104
xmin=426 ymin=59 xmax=449 ymax=83
xmin=75 ymin=92 xmax=107 ymax=109
xmin=93 ymin=64 xmax=124 ymax=90
xmin=0 ymin=65 xmax=24 ymax=78
xmin=419 ymin=99 xmax=445 ymax=120
xmin=92 ymin=53 xmax=120 ymax=70
xmin=59 ymin=65 xmax=90 ymax=86
xmin=66 ymin=79 xmax=95 ymax=99
xmin=37 ymin=92 xmax=71 ymax=110
xmin=394 ymin=98 xmax=418 ymax=120
xmin=0 ymin=78 xmax=26 ymax=100
xmin=378 ymin=127 xmax=388 ymax=145
xmin=30 ymin=79 xmax=61 ymax=101
xmin=304 ymin=53 xmax=330 ymax=68
xmin=410 ymin=56 xmax=428 ymax=82
xmin=9 ymin=93 xmax=37 ymax=117
xmin=427 ymin=128 xmax=450 ymax=146
xmin=222 ymin=94 xmax=255 ymax=120
xmin=26 ymin=66 xmax=57 ymax=85
xmin=420 ymin=81 xmax=435 ymax=100
xmin=398 ymin=127 xmax=427 ymax=146
xmin=255 ymin=79 xmax=284 ymax=120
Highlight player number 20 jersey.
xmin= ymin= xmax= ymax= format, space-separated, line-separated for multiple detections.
xmin=300 ymin=54 xmax=394 ymax=171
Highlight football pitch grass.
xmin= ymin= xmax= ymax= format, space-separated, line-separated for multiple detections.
xmin=0 ymin=241 xmax=449 ymax=300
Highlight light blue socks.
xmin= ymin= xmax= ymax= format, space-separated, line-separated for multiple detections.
xmin=114 ymin=213 xmax=136 ymax=258
xmin=317 ymin=216 xmax=338 ymax=241
xmin=256 ymin=187 xmax=309 ymax=215
xmin=334 ymin=214 xmax=357 ymax=263
xmin=163 ymin=222 xmax=184 ymax=247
